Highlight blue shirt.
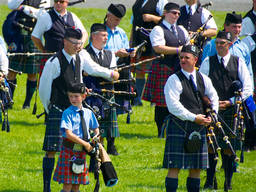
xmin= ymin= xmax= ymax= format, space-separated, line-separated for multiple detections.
xmin=104 ymin=26 xmax=129 ymax=53
xmin=60 ymin=105 xmax=99 ymax=139
xmin=202 ymin=38 xmax=254 ymax=84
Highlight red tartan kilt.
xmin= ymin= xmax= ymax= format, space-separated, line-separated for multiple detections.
xmin=53 ymin=146 xmax=89 ymax=185
xmin=143 ymin=61 xmax=175 ymax=106
xmin=130 ymin=56 xmax=153 ymax=74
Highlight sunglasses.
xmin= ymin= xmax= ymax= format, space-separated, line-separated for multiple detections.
xmin=54 ymin=0 xmax=68 ymax=4
xmin=215 ymin=40 xmax=229 ymax=45
xmin=169 ymin=11 xmax=181 ymax=16
xmin=179 ymin=56 xmax=191 ymax=60
xmin=66 ymin=38 xmax=83 ymax=45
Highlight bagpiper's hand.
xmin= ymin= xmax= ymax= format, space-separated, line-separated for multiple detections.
xmin=219 ymin=100 xmax=231 ymax=110
xmin=111 ymin=71 xmax=119 ymax=81
xmin=194 ymin=114 xmax=211 ymax=126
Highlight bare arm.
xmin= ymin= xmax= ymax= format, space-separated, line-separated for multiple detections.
xmin=153 ymin=45 xmax=182 ymax=55
xmin=31 ymin=36 xmax=46 ymax=53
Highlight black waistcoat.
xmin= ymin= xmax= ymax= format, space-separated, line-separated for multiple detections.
xmin=251 ymin=34 xmax=256 ymax=74
xmin=176 ymin=70 xmax=205 ymax=115
xmin=209 ymin=55 xmax=239 ymax=100
xmin=50 ymin=51 xmax=81 ymax=110
xmin=178 ymin=5 xmax=203 ymax=32
xmin=244 ymin=9 xmax=256 ymax=29
xmin=16 ymin=0 xmax=41 ymax=30
xmin=159 ymin=22 xmax=186 ymax=71
xmin=132 ymin=0 xmax=159 ymax=55
xmin=44 ymin=9 xmax=75 ymax=52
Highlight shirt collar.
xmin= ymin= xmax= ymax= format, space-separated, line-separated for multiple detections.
xmin=53 ymin=8 xmax=67 ymax=17
xmin=181 ymin=69 xmax=197 ymax=80
xmin=163 ymin=20 xmax=173 ymax=30
xmin=217 ymin=52 xmax=231 ymax=65
xmin=70 ymin=105 xmax=83 ymax=112
xmin=62 ymin=49 xmax=76 ymax=63
xmin=186 ymin=4 xmax=197 ymax=14
xmin=91 ymin=44 xmax=103 ymax=56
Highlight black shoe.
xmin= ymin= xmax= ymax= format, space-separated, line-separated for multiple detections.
xmin=107 ymin=145 xmax=119 ymax=156
xmin=224 ymin=180 xmax=232 ymax=191
xmin=22 ymin=103 xmax=30 ymax=109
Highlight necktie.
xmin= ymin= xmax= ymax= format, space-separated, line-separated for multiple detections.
xmin=70 ymin=58 xmax=75 ymax=72
xmin=189 ymin=74 xmax=197 ymax=92
xmin=98 ymin=51 xmax=103 ymax=65
xmin=60 ymin=15 xmax=66 ymax=24
xmin=171 ymin=25 xmax=178 ymax=37
xmin=221 ymin=57 xmax=225 ymax=69
xmin=78 ymin=110 xmax=89 ymax=141
xmin=188 ymin=6 xmax=192 ymax=15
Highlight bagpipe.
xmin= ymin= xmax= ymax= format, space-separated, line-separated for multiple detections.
xmin=0 ymin=73 xmax=14 ymax=133
xmin=201 ymin=1 xmax=213 ymax=9
xmin=89 ymin=134 xmax=118 ymax=192
xmin=202 ymin=96 xmax=239 ymax=162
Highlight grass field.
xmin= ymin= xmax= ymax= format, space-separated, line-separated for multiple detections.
xmin=0 ymin=4 xmax=256 ymax=192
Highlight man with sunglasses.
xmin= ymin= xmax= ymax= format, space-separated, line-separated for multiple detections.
xmin=32 ymin=0 xmax=87 ymax=54
xmin=143 ymin=2 xmax=189 ymax=138
xmin=200 ymin=31 xmax=253 ymax=191
xmin=163 ymin=44 xmax=218 ymax=192
xmin=6 ymin=0 xmax=50 ymax=109
xmin=39 ymin=27 xmax=119 ymax=192
xmin=178 ymin=0 xmax=217 ymax=52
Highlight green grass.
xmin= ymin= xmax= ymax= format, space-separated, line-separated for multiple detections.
xmin=0 ymin=4 xmax=256 ymax=192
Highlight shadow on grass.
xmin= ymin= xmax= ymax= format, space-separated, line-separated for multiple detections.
xmin=127 ymin=184 xmax=163 ymax=191
xmin=9 ymin=120 xmax=43 ymax=127
xmin=24 ymin=168 xmax=42 ymax=173
xmin=26 ymin=150 xmax=44 ymax=155
xmin=121 ymin=132 xmax=156 ymax=139
xmin=0 ymin=190 xmax=33 ymax=192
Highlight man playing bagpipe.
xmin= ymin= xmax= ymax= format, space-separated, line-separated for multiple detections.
xmin=83 ymin=23 xmax=120 ymax=156
xmin=163 ymin=44 xmax=219 ymax=192
xmin=4 ymin=0 xmax=50 ymax=109
xmin=200 ymin=31 xmax=254 ymax=191
xmin=39 ymin=27 xmax=119 ymax=192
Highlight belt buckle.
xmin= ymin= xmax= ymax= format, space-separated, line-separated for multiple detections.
xmin=73 ymin=143 xmax=83 ymax=151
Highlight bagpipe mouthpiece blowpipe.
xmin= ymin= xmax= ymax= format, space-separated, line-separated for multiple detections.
xmin=99 ymin=78 xmax=135 ymax=86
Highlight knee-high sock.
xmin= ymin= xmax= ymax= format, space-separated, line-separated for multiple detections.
xmin=8 ymin=79 xmax=17 ymax=99
xmin=135 ymin=78 xmax=145 ymax=103
xmin=223 ymin=154 xmax=233 ymax=188
xmin=23 ymin=80 xmax=37 ymax=107
xmin=155 ymin=106 xmax=169 ymax=137
xmin=43 ymin=157 xmax=55 ymax=192
xmin=187 ymin=177 xmax=200 ymax=192
xmin=165 ymin=177 xmax=178 ymax=192
xmin=205 ymin=153 xmax=217 ymax=186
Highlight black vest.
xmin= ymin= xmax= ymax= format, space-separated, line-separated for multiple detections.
xmin=244 ymin=9 xmax=256 ymax=30
xmin=251 ymin=34 xmax=256 ymax=76
xmin=16 ymin=0 xmax=41 ymax=30
xmin=159 ymin=22 xmax=186 ymax=71
xmin=50 ymin=51 xmax=81 ymax=110
xmin=132 ymin=0 xmax=159 ymax=55
xmin=209 ymin=55 xmax=239 ymax=100
xmin=178 ymin=5 xmax=203 ymax=32
xmin=176 ymin=70 xmax=205 ymax=115
xmin=44 ymin=9 xmax=75 ymax=52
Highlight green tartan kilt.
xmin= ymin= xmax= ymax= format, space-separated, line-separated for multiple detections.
xmin=217 ymin=107 xmax=241 ymax=151
xmin=99 ymin=106 xmax=119 ymax=138
xmin=8 ymin=34 xmax=42 ymax=74
xmin=163 ymin=115 xmax=208 ymax=170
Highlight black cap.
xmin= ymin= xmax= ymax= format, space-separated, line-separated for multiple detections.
xmin=181 ymin=45 xmax=199 ymax=57
xmin=164 ymin=2 xmax=180 ymax=11
xmin=90 ymin=23 xmax=107 ymax=33
xmin=64 ymin=27 xmax=82 ymax=39
xmin=68 ymin=83 xmax=86 ymax=94
xmin=108 ymin=3 xmax=126 ymax=18
xmin=216 ymin=31 xmax=232 ymax=42
xmin=225 ymin=11 xmax=242 ymax=24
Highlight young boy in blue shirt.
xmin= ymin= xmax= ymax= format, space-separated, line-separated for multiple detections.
xmin=53 ymin=83 xmax=99 ymax=192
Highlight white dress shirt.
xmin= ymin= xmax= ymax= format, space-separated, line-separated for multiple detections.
xmin=164 ymin=69 xmax=219 ymax=122
xmin=0 ymin=48 xmax=9 ymax=76
xmin=240 ymin=11 xmax=256 ymax=36
xmin=199 ymin=52 xmax=253 ymax=101
xmin=242 ymin=35 xmax=256 ymax=53
xmin=39 ymin=49 xmax=114 ymax=113
xmin=150 ymin=20 xmax=189 ymax=47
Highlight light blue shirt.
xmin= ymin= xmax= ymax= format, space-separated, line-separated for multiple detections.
xmin=104 ymin=26 xmax=129 ymax=53
xmin=0 ymin=36 xmax=7 ymax=54
xmin=201 ymin=38 xmax=254 ymax=85
xmin=61 ymin=105 xmax=99 ymax=139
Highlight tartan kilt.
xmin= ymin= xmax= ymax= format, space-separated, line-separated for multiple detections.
xmin=217 ymin=107 xmax=241 ymax=151
xmin=8 ymin=34 xmax=41 ymax=74
xmin=99 ymin=106 xmax=119 ymax=138
xmin=42 ymin=108 xmax=63 ymax=152
xmin=143 ymin=61 xmax=175 ymax=106
xmin=53 ymin=146 xmax=89 ymax=185
xmin=130 ymin=56 xmax=153 ymax=74
xmin=163 ymin=116 xmax=208 ymax=169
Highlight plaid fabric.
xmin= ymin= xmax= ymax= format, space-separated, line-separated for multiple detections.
xmin=163 ymin=116 xmax=208 ymax=169
xmin=217 ymin=107 xmax=241 ymax=151
xmin=130 ymin=56 xmax=153 ymax=75
xmin=99 ymin=106 xmax=119 ymax=138
xmin=8 ymin=34 xmax=42 ymax=74
xmin=53 ymin=145 xmax=89 ymax=185
xmin=42 ymin=108 xmax=63 ymax=152
xmin=143 ymin=60 xmax=175 ymax=106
